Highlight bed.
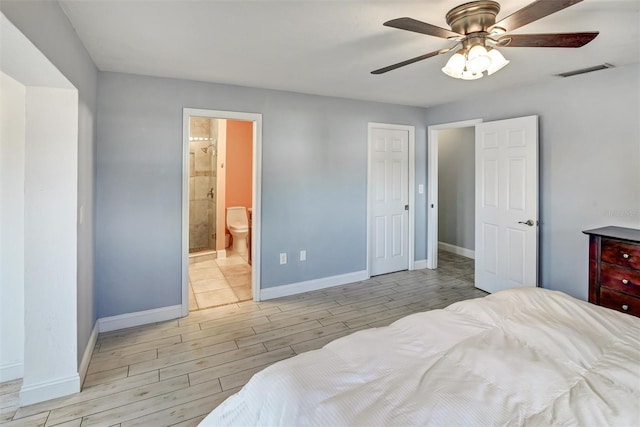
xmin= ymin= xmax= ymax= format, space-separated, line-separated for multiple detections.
xmin=200 ymin=287 xmax=640 ymax=426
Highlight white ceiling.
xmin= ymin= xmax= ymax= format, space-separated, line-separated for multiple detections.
xmin=59 ymin=0 xmax=640 ymax=108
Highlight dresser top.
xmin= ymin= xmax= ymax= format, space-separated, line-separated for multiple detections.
xmin=583 ymin=226 xmax=640 ymax=242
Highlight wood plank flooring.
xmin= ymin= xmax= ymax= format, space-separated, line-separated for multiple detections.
xmin=1 ymin=251 xmax=484 ymax=426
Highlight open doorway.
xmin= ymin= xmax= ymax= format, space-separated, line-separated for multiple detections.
xmin=426 ymin=119 xmax=481 ymax=270
xmin=427 ymin=117 xmax=539 ymax=293
xmin=182 ymin=109 xmax=262 ymax=315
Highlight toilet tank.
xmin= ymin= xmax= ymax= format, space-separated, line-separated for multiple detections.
xmin=226 ymin=206 xmax=248 ymax=227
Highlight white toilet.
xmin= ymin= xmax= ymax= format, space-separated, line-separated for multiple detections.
xmin=226 ymin=206 xmax=249 ymax=254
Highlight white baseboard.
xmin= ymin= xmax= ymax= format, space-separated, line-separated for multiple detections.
xmin=438 ymin=241 xmax=475 ymax=259
xmin=98 ymin=304 xmax=183 ymax=333
xmin=78 ymin=322 xmax=99 ymax=386
xmin=260 ymin=270 xmax=369 ymax=300
xmin=19 ymin=373 xmax=80 ymax=406
xmin=0 ymin=361 xmax=23 ymax=382
xmin=413 ymin=259 xmax=428 ymax=270
xmin=217 ymin=249 xmax=227 ymax=258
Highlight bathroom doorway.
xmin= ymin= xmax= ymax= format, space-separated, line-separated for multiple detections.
xmin=182 ymin=109 xmax=262 ymax=314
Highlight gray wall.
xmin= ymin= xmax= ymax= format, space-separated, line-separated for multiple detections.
xmin=96 ymin=72 xmax=428 ymax=317
xmin=437 ymin=127 xmax=475 ymax=251
xmin=426 ymin=64 xmax=640 ymax=300
xmin=1 ymin=1 xmax=98 ymax=365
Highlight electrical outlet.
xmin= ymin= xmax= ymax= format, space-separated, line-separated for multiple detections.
xmin=418 ymin=184 xmax=424 ymax=194
xmin=279 ymin=252 xmax=287 ymax=265
xmin=300 ymin=250 xmax=306 ymax=261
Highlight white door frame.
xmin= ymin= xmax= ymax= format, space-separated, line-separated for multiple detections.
xmin=426 ymin=119 xmax=482 ymax=269
xmin=182 ymin=108 xmax=263 ymax=315
xmin=366 ymin=123 xmax=415 ymax=276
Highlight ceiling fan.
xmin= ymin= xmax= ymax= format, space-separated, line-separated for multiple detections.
xmin=372 ymin=0 xmax=599 ymax=80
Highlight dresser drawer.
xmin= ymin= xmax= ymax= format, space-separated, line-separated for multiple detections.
xmin=600 ymin=264 xmax=640 ymax=296
xmin=601 ymin=240 xmax=640 ymax=270
xmin=600 ymin=288 xmax=640 ymax=317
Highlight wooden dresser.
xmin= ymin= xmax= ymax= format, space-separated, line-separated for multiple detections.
xmin=583 ymin=226 xmax=640 ymax=317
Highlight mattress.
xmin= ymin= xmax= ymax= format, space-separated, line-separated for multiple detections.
xmin=200 ymin=287 xmax=640 ymax=426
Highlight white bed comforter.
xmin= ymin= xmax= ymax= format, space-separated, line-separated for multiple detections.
xmin=200 ymin=288 xmax=640 ymax=426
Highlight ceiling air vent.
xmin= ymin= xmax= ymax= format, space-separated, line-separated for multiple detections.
xmin=556 ymin=63 xmax=614 ymax=78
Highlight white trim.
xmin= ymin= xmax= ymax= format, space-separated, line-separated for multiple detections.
xmin=97 ymin=305 xmax=183 ymax=333
xmin=19 ymin=374 xmax=80 ymax=406
xmin=260 ymin=270 xmax=369 ymax=300
xmin=366 ymin=122 xmax=416 ymax=276
xmin=408 ymin=127 xmax=415 ymax=270
xmin=0 ymin=361 xmax=23 ymax=382
xmin=413 ymin=259 xmax=428 ymax=270
xmin=78 ymin=322 xmax=99 ymax=386
xmin=217 ymin=249 xmax=227 ymax=259
xmin=215 ymin=120 xmax=227 ymax=254
xmin=427 ymin=119 xmax=482 ymax=270
xmin=438 ymin=242 xmax=475 ymax=259
xmin=182 ymin=108 xmax=263 ymax=311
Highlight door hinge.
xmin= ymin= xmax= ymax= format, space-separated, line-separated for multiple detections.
xmin=404 ymin=204 xmax=409 ymax=211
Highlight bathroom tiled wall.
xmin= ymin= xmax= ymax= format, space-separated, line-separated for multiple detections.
xmin=189 ymin=117 xmax=218 ymax=251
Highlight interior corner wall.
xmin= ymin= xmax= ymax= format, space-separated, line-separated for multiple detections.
xmin=425 ymin=64 xmax=640 ymax=300
xmin=0 ymin=72 xmax=26 ymax=382
xmin=96 ymin=72 xmax=429 ymax=317
xmin=226 ymin=120 xmax=253 ymax=213
xmin=21 ymin=86 xmax=80 ymax=405
xmin=437 ymin=127 xmax=475 ymax=251
xmin=1 ymin=0 xmax=100 ymax=367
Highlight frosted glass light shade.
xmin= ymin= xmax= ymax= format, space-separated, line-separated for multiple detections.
xmin=461 ymin=69 xmax=483 ymax=80
xmin=466 ymin=45 xmax=491 ymax=74
xmin=487 ymin=48 xmax=510 ymax=75
xmin=441 ymin=52 xmax=466 ymax=78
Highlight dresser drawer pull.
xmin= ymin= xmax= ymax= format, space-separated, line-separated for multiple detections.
xmin=622 ymin=279 xmax=630 ymax=285
xmin=622 ymin=304 xmax=629 ymax=311
xmin=622 ymin=253 xmax=630 ymax=259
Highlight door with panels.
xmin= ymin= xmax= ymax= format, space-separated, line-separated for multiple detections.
xmin=475 ymin=115 xmax=538 ymax=293
xmin=370 ymin=127 xmax=409 ymax=276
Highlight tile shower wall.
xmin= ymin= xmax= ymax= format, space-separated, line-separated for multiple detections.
xmin=189 ymin=117 xmax=218 ymax=252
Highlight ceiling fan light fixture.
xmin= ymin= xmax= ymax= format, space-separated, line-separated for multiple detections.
xmin=441 ymin=51 xmax=466 ymax=78
xmin=373 ymin=0 xmax=599 ymax=77
xmin=487 ymin=47 xmax=509 ymax=75
xmin=466 ymin=44 xmax=491 ymax=74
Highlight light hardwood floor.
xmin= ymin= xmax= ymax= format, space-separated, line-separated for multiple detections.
xmin=1 ymin=252 xmax=484 ymax=427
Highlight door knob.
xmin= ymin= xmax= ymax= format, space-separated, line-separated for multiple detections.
xmin=518 ymin=219 xmax=535 ymax=226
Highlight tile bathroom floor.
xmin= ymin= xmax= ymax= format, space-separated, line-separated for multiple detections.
xmin=189 ymin=251 xmax=252 ymax=310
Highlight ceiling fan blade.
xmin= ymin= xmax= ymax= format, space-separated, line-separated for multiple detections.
xmin=491 ymin=0 xmax=584 ymax=33
xmin=384 ymin=17 xmax=462 ymax=40
xmin=497 ymin=32 xmax=599 ymax=48
xmin=371 ymin=48 xmax=449 ymax=75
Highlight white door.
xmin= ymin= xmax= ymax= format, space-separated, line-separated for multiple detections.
xmin=475 ymin=116 xmax=538 ymax=293
xmin=370 ymin=128 xmax=409 ymax=276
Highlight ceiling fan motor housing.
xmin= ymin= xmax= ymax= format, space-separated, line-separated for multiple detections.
xmin=446 ymin=1 xmax=500 ymax=35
